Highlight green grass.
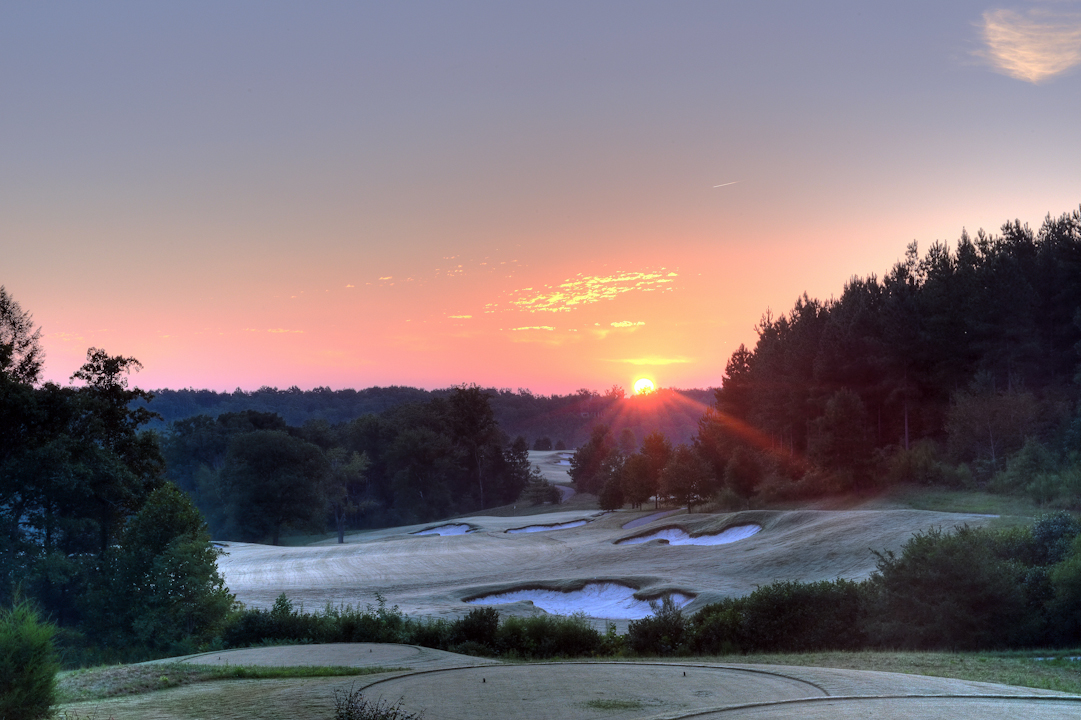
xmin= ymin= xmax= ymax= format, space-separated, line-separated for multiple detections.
xmin=882 ymin=486 xmax=1045 ymax=526
xmin=57 ymin=662 xmax=406 ymax=703
xmin=685 ymin=650 xmax=1081 ymax=695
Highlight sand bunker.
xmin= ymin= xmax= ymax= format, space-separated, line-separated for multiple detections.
xmin=506 ymin=519 xmax=588 ymax=533
xmin=467 ymin=582 xmax=693 ymax=619
xmin=619 ymin=524 xmax=761 ymax=546
xmin=412 ymin=524 xmax=473 ymax=536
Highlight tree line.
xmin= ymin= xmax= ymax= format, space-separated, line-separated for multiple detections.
xmin=1 ymin=287 xmax=233 ymax=664
xmin=570 ymin=208 xmax=1081 ymax=510
xmin=140 ymin=384 xmax=714 ymax=449
xmin=163 ymin=387 xmax=549 ymax=543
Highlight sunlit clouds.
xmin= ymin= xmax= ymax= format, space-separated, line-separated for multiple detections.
xmin=978 ymin=6 xmax=1081 ymax=83
xmin=505 ymin=270 xmax=677 ymax=313
xmin=610 ymin=321 xmax=646 ymax=328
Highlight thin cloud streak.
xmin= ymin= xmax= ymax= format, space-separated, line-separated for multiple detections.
xmin=979 ymin=7 xmax=1081 ymax=83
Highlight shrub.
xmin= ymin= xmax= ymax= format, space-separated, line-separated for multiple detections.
xmin=0 ymin=600 xmax=59 ymax=720
xmin=627 ymin=596 xmax=686 ymax=655
xmin=739 ymin=579 xmax=867 ymax=652
xmin=451 ymin=607 xmax=499 ymax=648
xmin=495 ymin=613 xmax=601 ymax=658
xmin=865 ymin=526 xmax=1034 ymax=649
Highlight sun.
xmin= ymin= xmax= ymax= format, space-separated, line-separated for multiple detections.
xmin=633 ymin=377 xmax=656 ymax=395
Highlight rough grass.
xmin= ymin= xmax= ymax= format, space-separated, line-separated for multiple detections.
xmin=685 ymin=650 xmax=1081 ymax=695
xmin=57 ymin=662 xmax=404 ymax=703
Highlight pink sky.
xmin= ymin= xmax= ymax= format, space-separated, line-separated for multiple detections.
xmin=4 ymin=3 xmax=1080 ymax=394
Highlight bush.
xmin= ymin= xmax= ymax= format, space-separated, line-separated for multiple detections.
xmin=495 ymin=613 xmax=601 ymax=658
xmin=627 ymin=596 xmax=686 ymax=655
xmin=451 ymin=607 xmax=499 ymax=648
xmin=0 ymin=600 xmax=59 ymax=720
xmin=866 ymin=526 xmax=1034 ymax=649
xmin=740 ymin=579 xmax=867 ymax=652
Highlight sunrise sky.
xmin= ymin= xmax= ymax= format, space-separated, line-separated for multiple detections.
xmin=3 ymin=2 xmax=1081 ymax=394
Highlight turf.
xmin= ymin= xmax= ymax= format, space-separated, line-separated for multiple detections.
xmin=57 ymin=662 xmax=402 ymax=703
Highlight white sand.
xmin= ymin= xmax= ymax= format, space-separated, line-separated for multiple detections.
xmin=412 ymin=524 xmax=473 ymax=536
xmin=466 ymin=582 xmax=693 ymax=619
xmin=506 ymin=520 xmax=588 ymax=533
xmin=619 ymin=524 xmax=761 ymax=545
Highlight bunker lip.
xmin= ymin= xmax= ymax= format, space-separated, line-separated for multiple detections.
xmin=464 ymin=581 xmax=695 ymax=620
xmin=617 ymin=523 xmax=762 ymax=546
xmin=505 ymin=519 xmax=589 ymax=534
xmin=411 ymin=523 xmax=475 ymax=536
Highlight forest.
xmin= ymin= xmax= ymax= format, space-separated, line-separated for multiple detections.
xmin=573 ymin=209 xmax=1081 ymax=512
xmin=140 ymin=384 xmax=713 ymax=449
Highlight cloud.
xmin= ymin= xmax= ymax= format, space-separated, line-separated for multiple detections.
xmin=448 ymin=314 xmax=473 ymax=319
xmin=612 ymin=356 xmax=693 ymax=366
xmin=511 ymin=326 xmax=556 ymax=331
xmin=978 ymin=7 xmax=1081 ymax=83
xmin=507 ymin=270 xmax=677 ymax=313
xmin=266 ymin=328 xmax=304 ymax=334
xmin=610 ymin=320 xmax=645 ymax=328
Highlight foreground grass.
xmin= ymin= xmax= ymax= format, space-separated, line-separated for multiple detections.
xmin=684 ymin=650 xmax=1081 ymax=695
xmin=57 ymin=662 xmax=405 ymax=703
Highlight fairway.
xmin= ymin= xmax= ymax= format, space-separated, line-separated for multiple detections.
xmin=217 ymin=507 xmax=997 ymax=627
xmin=63 ymin=645 xmax=1081 ymax=720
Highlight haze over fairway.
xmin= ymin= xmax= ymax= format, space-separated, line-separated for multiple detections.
xmin=3 ymin=3 xmax=1079 ymax=393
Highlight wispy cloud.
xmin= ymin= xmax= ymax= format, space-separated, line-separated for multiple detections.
xmin=610 ymin=320 xmax=645 ymax=328
xmin=511 ymin=326 xmax=556 ymax=331
xmin=612 ymin=356 xmax=693 ymax=366
xmin=978 ymin=7 xmax=1081 ymax=83
xmin=448 ymin=314 xmax=473 ymax=319
xmin=504 ymin=270 xmax=677 ymax=313
xmin=267 ymin=328 xmax=305 ymax=334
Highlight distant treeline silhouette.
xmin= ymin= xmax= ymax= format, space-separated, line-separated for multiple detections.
xmin=141 ymin=385 xmax=714 ymax=448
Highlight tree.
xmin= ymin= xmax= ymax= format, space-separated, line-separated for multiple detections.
xmin=87 ymin=484 xmax=234 ymax=652
xmin=661 ymin=444 xmax=713 ymax=512
xmin=640 ymin=431 xmax=673 ymax=509
xmin=325 ymin=448 xmax=371 ymax=544
xmin=807 ymin=388 xmax=874 ymax=492
xmin=946 ymin=375 xmax=1038 ymax=475
xmin=219 ymin=430 xmax=330 ymax=544
xmin=569 ymin=425 xmax=614 ymax=494
xmin=532 ymin=436 xmax=553 ymax=451
xmin=598 ymin=475 xmax=624 ymax=510
xmin=0 ymin=286 xmax=44 ymax=385
xmin=620 ymin=452 xmax=653 ymax=509
xmin=447 ymin=385 xmax=501 ymax=508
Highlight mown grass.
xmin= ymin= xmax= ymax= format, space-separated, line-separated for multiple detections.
xmin=684 ymin=650 xmax=1081 ymax=695
xmin=880 ymin=486 xmax=1043 ymax=525
xmin=57 ymin=662 xmax=405 ymax=703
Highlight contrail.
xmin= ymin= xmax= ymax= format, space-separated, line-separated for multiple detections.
xmin=713 ymin=181 xmax=739 ymax=188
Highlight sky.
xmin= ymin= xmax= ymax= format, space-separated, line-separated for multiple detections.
xmin=3 ymin=1 xmax=1080 ymax=395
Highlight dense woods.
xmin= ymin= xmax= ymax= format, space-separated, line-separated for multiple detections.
xmin=694 ymin=209 xmax=1081 ymax=506
xmin=164 ymin=386 xmax=543 ymax=540
xmin=0 ymin=287 xmax=233 ymax=665
xmin=573 ymin=209 xmax=1081 ymax=512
